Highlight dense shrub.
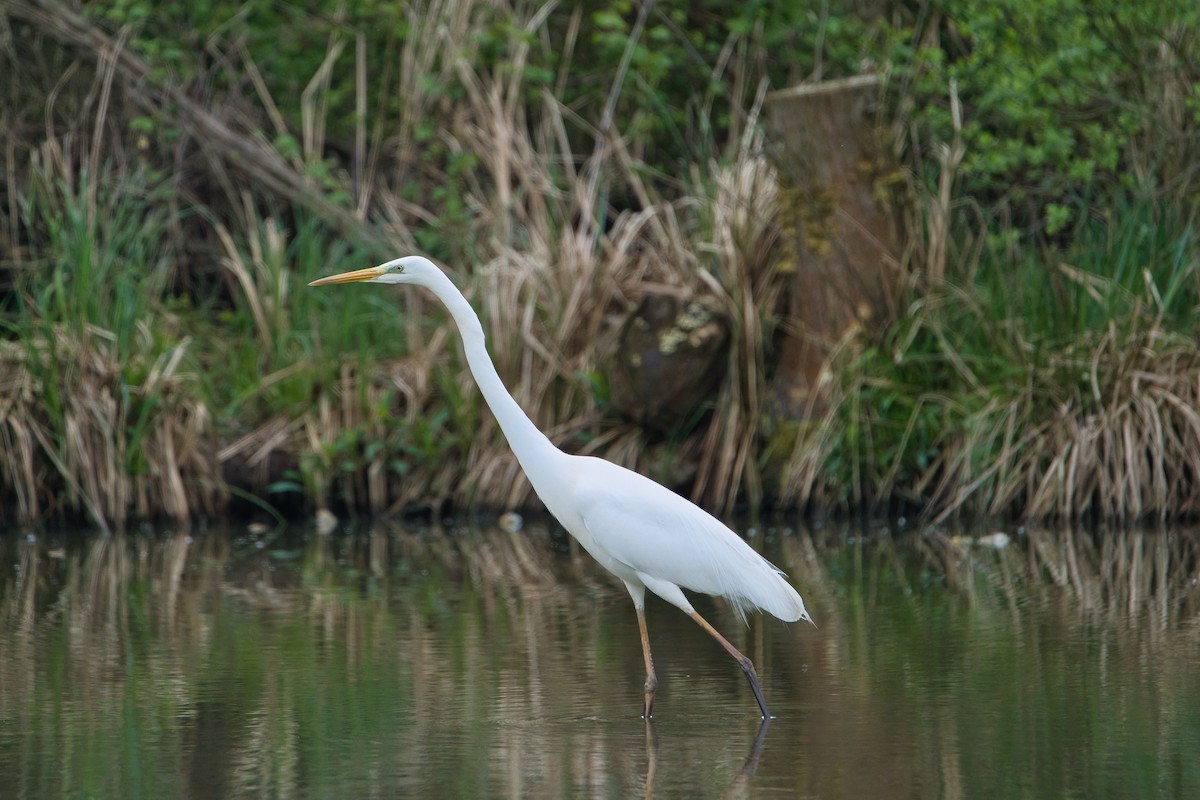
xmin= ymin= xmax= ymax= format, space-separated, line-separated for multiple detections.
xmin=888 ymin=0 xmax=1200 ymax=235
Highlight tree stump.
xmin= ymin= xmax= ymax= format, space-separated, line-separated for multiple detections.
xmin=765 ymin=74 xmax=904 ymax=418
xmin=606 ymin=293 xmax=730 ymax=432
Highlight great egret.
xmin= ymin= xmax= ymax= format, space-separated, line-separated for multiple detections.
xmin=310 ymin=256 xmax=813 ymax=718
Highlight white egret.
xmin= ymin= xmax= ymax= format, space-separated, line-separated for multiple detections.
xmin=310 ymin=256 xmax=813 ymax=718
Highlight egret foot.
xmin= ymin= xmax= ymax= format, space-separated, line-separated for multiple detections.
xmin=688 ymin=611 xmax=772 ymax=719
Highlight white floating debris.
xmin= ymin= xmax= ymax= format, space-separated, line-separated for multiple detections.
xmin=498 ymin=511 xmax=524 ymax=533
xmin=314 ymin=508 xmax=338 ymax=536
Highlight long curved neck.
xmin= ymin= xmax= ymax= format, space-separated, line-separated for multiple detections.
xmin=421 ymin=269 xmax=565 ymax=490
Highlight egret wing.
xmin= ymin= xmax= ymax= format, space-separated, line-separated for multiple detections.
xmin=572 ymin=459 xmax=805 ymax=621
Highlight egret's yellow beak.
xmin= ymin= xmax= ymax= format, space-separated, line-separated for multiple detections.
xmin=308 ymin=266 xmax=386 ymax=286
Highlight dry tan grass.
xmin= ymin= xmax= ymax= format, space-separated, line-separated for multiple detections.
xmin=0 ymin=327 xmax=223 ymax=530
xmin=281 ymin=0 xmax=789 ymax=515
xmin=214 ymin=197 xmax=291 ymax=354
xmin=932 ymin=325 xmax=1200 ymax=522
xmin=0 ymin=0 xmax=791 ymax=521
xmin=1020 ymin=336 xmax=1200 ymax=520
xmin=776 ymin=313 xmax=1200 ymax=521
xmin=445 ymin=126 xmax=785 ymax=514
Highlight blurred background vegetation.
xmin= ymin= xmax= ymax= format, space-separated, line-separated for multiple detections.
xmin=1 ymin=0 xmax=1199 ymax=528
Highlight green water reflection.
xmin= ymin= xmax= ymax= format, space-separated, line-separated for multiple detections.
xmin=0 ymin=522 xmax=1197 ymax=798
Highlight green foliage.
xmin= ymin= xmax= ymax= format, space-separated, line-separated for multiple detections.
xmin=83 ymin=0 xmax=871 ymax=188
xmin=326 ymin=406 xmax=456 ymax=482
xmin=13 ymin=165 xmax=175 ymax=348
xmin=91 ymin=0 xmax=407 ymax=110
xmin=552 ymin=0 xmax=871 ymax=167
xmin=207 ymin=206 xmax=390 ymax=420
xmin=80 ymin=0 xmax=1200 ymax=250
xmin=410 ymin=148 xmax=481 ymax=263
xmin=88 ymin=0 xmax=1200 ymax=243
xmin=9 ymin=165 xmax=180 ymax=462
xmin=888 ymin=0 xmax=1200 ymax=230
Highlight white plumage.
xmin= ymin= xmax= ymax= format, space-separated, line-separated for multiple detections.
xmin=310 ymin=256 xmax=813 ymax=718
xmin=570 ymin=457 xmax=807 ymax=623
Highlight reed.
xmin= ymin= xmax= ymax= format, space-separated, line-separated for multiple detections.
xmin=776 ymin=197 xmax=1200 ymax=520
xmin=2 ymin=153 xmax=222 ymax=529
xmin=4 ymin=0 xmax=1200 ymax=525
xmin=284 ymin=0 xmax=790 ymax=516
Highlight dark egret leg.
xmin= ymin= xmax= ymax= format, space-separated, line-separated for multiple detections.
xmin=688 ymin=611 xmax=771 ymax=719
xmin=635 ymin=604 xmax=658 ymax=719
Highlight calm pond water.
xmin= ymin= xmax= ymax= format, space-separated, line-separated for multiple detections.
xmin=0 ymin=519 xmax=1197 ymax=799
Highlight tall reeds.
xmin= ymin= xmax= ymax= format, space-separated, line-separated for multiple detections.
xmin=283 ymin=0 xmax=790 ymax=516
xmin=2 ymin=144 xmax=222 ymax=529
xmin=776 ymin=194 xmax=1200 ymax=520
xmin=4 ymin=0 xmax=1200 ymax=525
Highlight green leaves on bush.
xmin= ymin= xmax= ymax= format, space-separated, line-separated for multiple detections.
xmin=889 ymin=0 xmax=1200 ymax=231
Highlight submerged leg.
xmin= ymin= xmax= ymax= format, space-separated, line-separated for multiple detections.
xmin=636 ymin=604 xmax=658 ymax=719
xmin=688 ymin=611 xmax=771 ymax=719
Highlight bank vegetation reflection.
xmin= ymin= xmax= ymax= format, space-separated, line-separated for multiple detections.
xmin=0 ymin=521 xmax=1196 ymax=798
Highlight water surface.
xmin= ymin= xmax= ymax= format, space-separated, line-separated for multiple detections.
xmin=0 ymin=521 xmax=1197 ymax=798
